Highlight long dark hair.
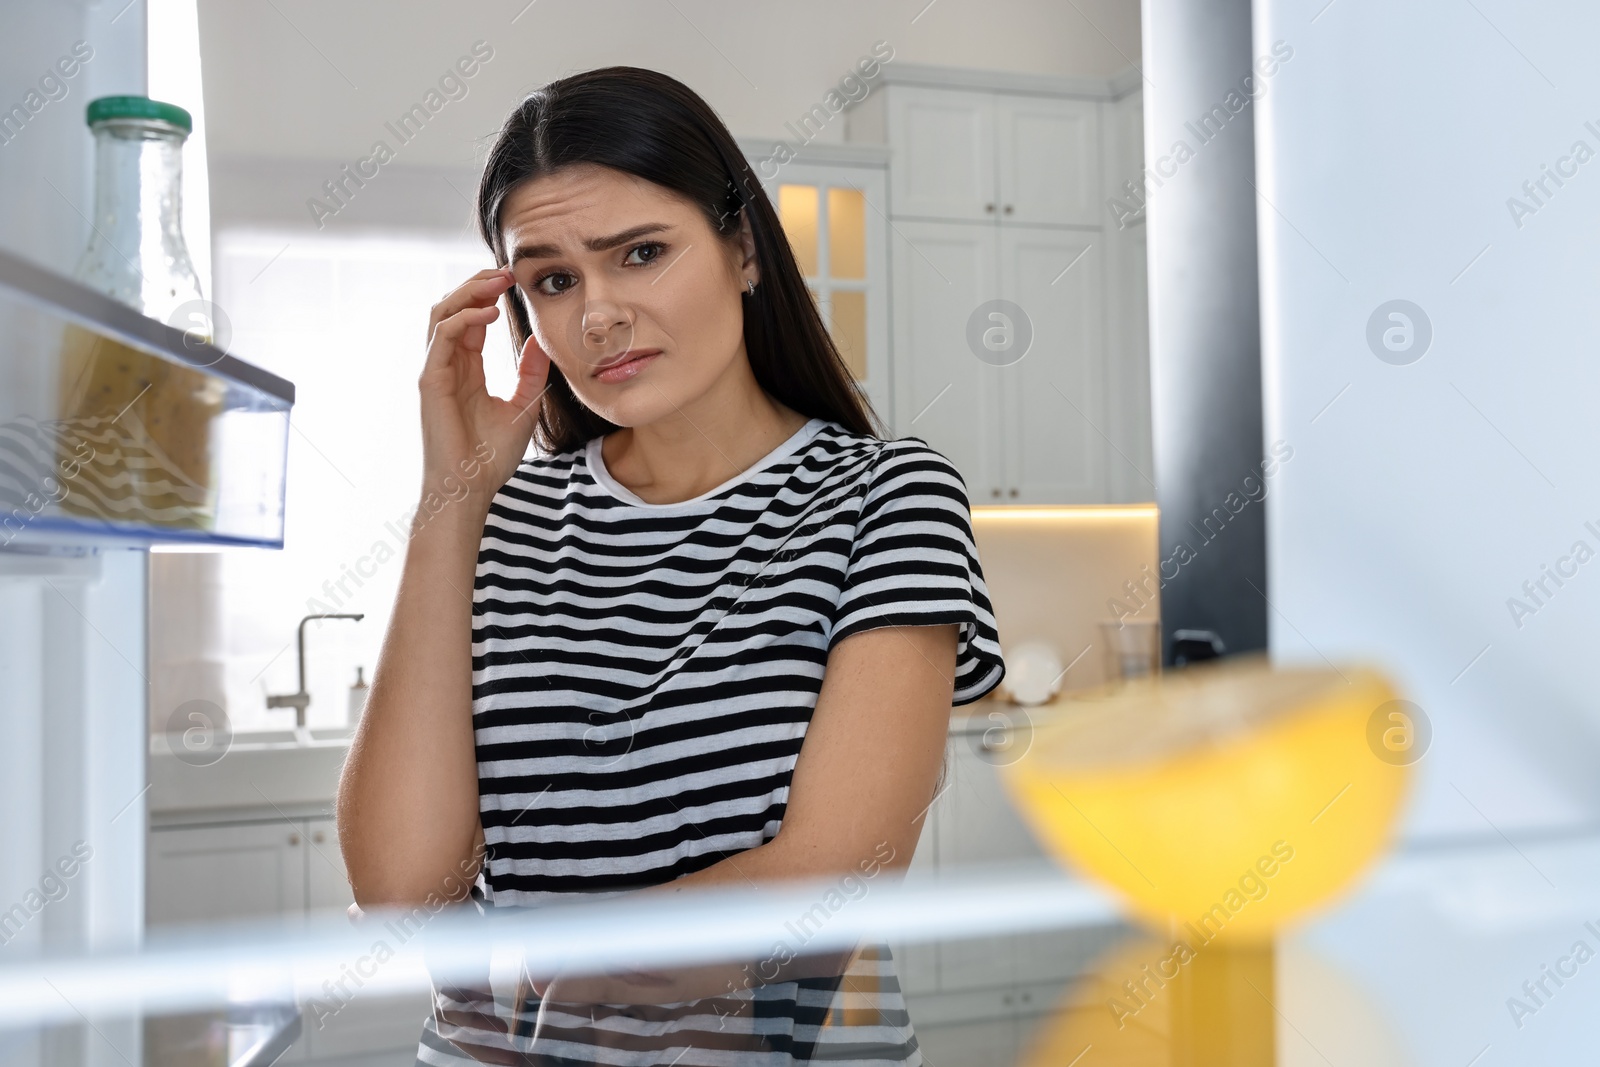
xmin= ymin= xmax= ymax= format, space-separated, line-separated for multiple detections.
xmin=476 ymin=66 xmax=883 ymax=455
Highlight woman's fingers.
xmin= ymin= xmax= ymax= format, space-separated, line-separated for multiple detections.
xmin=420 ymin=303 xmax=501 ymax=387
xmin=507 ymin=331 xmax=552 ymax=421
xmin=427 ymin=269 xmax=515 ymax=341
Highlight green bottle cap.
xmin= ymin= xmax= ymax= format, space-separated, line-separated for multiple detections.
xmin=86 ymin=95 xmax=193 ymax=133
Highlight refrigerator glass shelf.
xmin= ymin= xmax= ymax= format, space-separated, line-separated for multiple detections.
xmin=0 ymin=248 xmax=293 ymax=548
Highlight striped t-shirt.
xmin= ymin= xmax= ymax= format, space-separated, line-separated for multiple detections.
xmin=417 ymin=416 xmax=1006 ymax=1066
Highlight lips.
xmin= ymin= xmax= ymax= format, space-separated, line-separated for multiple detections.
xmin=592 ymin=348 xmax=661 ymax=382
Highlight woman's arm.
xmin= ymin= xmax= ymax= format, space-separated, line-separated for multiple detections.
xmin=674 ymin=621 xmax=959 ymax=886
xmin=534 ymin=621 xmax=959 ymax=1004
xmin=337 ymin=502 xmax=490 ymax=907
xmin=337 ymin=268 xmax=548 ymax=907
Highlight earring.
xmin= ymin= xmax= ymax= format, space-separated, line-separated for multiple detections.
xmin=745 ymin=279 xmax=756 ymax=297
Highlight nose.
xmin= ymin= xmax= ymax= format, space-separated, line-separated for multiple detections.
xmin=573 ymin=294 xmax=634 ymax=365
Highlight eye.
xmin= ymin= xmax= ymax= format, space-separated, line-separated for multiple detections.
xmin=527 ymin=241 xmax=670 ymax=298
xmin=531 ymin=270 xmax=576 ymax=297
xmin=625 ymin=241 xmax=667 ymax=266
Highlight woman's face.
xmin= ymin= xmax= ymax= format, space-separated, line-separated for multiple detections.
xmin=499 ymin=163 xmax=756 ymax=428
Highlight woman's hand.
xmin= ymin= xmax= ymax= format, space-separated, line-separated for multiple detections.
xmin=339 ymin=270 xmax=537 ymax=912
xmin=419 ymin=268 xmax=550 ymax=509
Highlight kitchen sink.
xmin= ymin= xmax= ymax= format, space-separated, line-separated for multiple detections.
xmin=148 ymin=728 xmax=354 ymax=816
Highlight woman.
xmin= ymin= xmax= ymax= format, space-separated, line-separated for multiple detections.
xmin=337 ymin=66 xmax=1006 ymax=1066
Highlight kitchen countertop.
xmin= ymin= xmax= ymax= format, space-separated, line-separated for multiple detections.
xmin=952 ymin=684 xmax=1112 ymax=727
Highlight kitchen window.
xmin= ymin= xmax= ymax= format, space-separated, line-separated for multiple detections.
xmin=171 ymin=230 xmax=519 ymax=735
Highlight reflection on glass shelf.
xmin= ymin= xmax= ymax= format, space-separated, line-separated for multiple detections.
xmin=0 ymin=248 xmax=292 ymax=548
xmin=142 ymin=1004 xmax=301 ymax=1067
xmin=5 ymin=835 xmax=1600 ymax=1065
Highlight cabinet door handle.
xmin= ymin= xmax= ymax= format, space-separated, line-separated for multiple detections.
xmin=1003 ymin=204 xmax=1014 ymax=215
xmin=312 ymin=831 xmax=325 ymax=844
xmin=990 ymin=487 xmax=1002 ymax=498
xmin=1008 ymin=487 xmax=1019 ymax=498
xmin=288 ymin=833 xmax=301 ymax=846
xmin=984 ymin=202 xmax=995 ymax=213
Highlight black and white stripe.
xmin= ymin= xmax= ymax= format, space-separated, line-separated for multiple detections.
xmin=417 ymin=418 xmax=1005 ymax=1066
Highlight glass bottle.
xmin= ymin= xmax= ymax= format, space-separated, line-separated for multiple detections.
xmin=60 ymin=95 xmax=221 ymax=530
xmin=73 ymin=95 xmax=205 ymax=327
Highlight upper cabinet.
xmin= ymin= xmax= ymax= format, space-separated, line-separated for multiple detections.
xmin=885 ymin=89 xmax=997 ymax=222
xmin=997 ymin=96 xmax=1102 ymax=227
xmin=885 ymin=89 xmax=1102 ymax=227
xmin=846 ymin=69 xmax=1151 ymax=505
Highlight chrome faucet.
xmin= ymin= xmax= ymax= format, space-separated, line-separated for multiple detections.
xmin=266 ymin=613 xmax=364 ymax=727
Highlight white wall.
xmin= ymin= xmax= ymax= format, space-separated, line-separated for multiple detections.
xmin=196 ymin=0 xmax=1141 ymax=166
xmin=195 ymin=0 xmax=1141 ymax=240
xmin=1255 ymin=0 xmax=1600 ymax=838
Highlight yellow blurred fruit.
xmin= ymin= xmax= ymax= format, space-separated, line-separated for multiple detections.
xmin=999 ymin=655 xmax=1411 ymax=942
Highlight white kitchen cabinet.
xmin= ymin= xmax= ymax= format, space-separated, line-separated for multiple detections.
xmin=149 ymin=812 xmax=430 ymax=1063
xmin=936 ymin=737 xmax=1038 ymax=991
xmin=149 ymin=816 xmax=356 ymax=927
xmin=883 ymin=88 xmax=1101 ymax=227
xmin=889 ymin=219 xmax=1003 ymax=500
xmin=885 ymin=88 xmax=997 ymax=222
xmin=292 ymin=818 xmax=434 ymax=1060
xmin=997 ymin=96 xmax=1102 ymax=226
xmin=916 ymin=1015 xmax=1021 ymax=1067
xmin=936 ymin=731 xmax=1101 ymax=996
xmin=850 ymin=71 xmax=1149 ymax=504
xmin=147 ymin=821 xmax=306 ymax=926
xmin=304 ymin=816 xmax=356 ymax=914
xmin=890 ymin=220 xmax=1112 ymax=503
xmin=896 ymin=716 xmax=1132 ymax=1036
xmin=992 ymin=95 xmax=1107 ymax=227
xmin=997 ymin=226 xmax=1106 ymax=503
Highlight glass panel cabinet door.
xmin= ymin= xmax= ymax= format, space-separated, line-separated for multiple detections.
xmin=827 ymin=186 xmax=867 ymax=279
xmin=778 ymin=184 xmax=820 ymax=276
xmin=760 ymin=161 xmax=889 ymax=422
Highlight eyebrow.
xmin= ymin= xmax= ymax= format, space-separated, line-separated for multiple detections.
xmin=507 ymin=223 xmax=672 ymax=268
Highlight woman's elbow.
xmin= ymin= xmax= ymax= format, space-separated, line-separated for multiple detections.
xmin=347 ymin=865 xmax=479 ymax=911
